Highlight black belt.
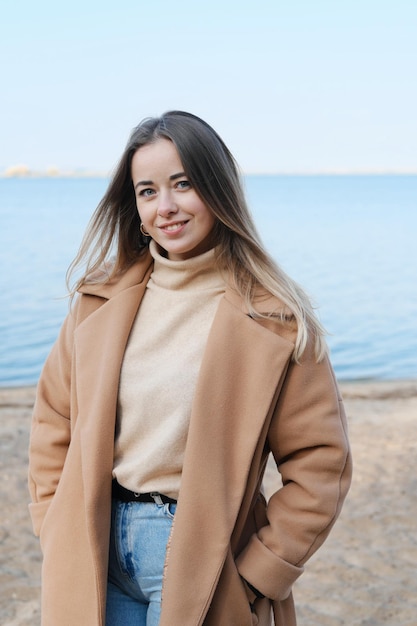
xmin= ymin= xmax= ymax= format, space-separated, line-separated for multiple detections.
xmin=112 ymin=480 xmax=177 ymax=505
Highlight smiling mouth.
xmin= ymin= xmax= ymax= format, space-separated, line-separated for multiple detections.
xmin=160 ymin=221 xmax=187 ymax=232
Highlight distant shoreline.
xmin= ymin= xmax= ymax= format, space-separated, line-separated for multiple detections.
xmin=1 ymin=378 xmax=416 ymax=400
xmin=1 ymin=170 xmax=417 ymax=179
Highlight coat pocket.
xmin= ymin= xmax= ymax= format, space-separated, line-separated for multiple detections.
xmin=28 ymin=499 xmax=52 ymax=538
xmin=204 ymin=547 xmax=254 ymax=625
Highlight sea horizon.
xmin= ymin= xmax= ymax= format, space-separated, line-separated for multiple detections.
xmin=2 ymin=168 xmax=417 ymax=179
xmin=1 ymin=174 xmax=416 ymax=386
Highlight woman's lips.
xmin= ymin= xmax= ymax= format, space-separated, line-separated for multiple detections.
xmin=158 ymin=221 xmax=188 ymax=233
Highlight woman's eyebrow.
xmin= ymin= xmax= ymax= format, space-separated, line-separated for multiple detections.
xmin=134 ymin=179 xmax=153 ymax=189
xmin=134 ymin=172 xmax=186 ymax=190
xmin=169 ymin=171 xmax=186 ymax=181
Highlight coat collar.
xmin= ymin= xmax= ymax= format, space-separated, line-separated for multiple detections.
xmin=77 ymin=249 xmax=291 ymax=320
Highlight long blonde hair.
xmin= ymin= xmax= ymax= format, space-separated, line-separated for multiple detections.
xmin=67 ymin=111 xmax=326 ymax=361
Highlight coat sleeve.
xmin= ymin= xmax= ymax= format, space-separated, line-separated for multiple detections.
xmin=236 ymin=337 xmax=352 ymax=601
xmin=28 ymin=303 xmax=77 ymax=536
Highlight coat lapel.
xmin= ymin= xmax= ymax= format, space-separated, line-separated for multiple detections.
xmin=74 ymin=256 xmax=153 ymax=585
xmin=160 ymin=291 xmax=294 ymax=625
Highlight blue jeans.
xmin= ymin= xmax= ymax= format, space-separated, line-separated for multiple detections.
xmin=105 ymin=498 xmax=176 ymax=626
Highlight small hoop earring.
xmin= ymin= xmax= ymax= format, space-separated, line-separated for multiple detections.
xmin=140 ymin=223 xmax=150 ymax=237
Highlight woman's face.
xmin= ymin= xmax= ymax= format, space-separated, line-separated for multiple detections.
xmin=131 ymin=138 xmax=216 ymax=261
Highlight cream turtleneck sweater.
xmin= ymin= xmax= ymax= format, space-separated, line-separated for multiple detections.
xmin=113 ymin=241 xmax=226 ymax=498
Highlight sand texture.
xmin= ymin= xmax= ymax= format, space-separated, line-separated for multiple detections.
xmin=1 ymin=380 xmax=417 ymax=625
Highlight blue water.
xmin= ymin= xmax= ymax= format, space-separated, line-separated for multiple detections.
xmin=1 ymin=175 xmax=416 ymax=386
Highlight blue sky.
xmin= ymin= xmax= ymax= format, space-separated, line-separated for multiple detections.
xmin=2 ymin=0 xmax=416 ymax=173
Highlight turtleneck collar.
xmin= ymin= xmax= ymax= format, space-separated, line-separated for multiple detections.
xmin=148 ymin=240 xmax=225 ymax=291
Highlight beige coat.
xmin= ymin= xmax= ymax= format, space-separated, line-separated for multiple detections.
xmin=28 ymin=251 xmax=352 ymax=626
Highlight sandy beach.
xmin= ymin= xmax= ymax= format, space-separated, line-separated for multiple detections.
xmin=1 ymin=380 xmax=416 ymax=626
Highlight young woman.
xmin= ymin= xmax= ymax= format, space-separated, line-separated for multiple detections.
xmin=28 ymin=111 xmax=351 ymax=626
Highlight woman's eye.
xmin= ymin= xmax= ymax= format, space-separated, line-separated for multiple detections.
xmin=176 ymin=180 xmax=191 ymax=190
xmin=139 ymin=188 xmax=155 ymax=197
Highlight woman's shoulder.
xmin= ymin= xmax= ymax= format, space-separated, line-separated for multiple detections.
xmin=225 ymin=284 xmax=298 ymax=344
xmin=241 ymin=284 xmax=294 ymax=324
xmin=78 ymin=251 xmax=153 ymax=298
xmin=250 ymin=295 xmax=298 ymax=344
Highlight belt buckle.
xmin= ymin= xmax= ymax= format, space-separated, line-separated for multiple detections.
xmin=150 ymin=492 xmax=164 ymax=505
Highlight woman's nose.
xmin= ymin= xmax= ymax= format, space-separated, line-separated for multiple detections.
xmin=157 ymin=190 xmax=178 ymax=216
